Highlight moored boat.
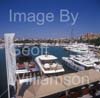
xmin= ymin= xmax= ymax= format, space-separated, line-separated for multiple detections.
xmin=35 ymin=54 xmax=65 ymax=74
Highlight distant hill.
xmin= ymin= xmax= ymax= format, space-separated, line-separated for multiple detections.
xmin=80 ymin=33 xmax=100 ymax=41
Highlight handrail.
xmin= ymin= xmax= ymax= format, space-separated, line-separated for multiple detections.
xmin=0 ymin=89 xmax=8 ymax=98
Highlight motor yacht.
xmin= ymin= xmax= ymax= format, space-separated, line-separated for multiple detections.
xmin=16 ymin=48 xmax=40 ymax=84
xmin=35 ymin=54 xmax=64 ymax=74
xmin=64 ymin=43 xmax=89 ymax=54
xmin=62 ymin=55 xmax=95 ymax=71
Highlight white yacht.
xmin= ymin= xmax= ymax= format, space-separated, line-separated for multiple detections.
xmin=93 ymin=61 xmax=100 ymax=72
xmin=64 ymin=43 xmax=89 ymax=54
xmin=62 ymin=55 xmax=96 ymax=71
xmin=35 ymin=54 xmax=65 ymax=74
xmin=16 ymin=48 xmax=40 ymax=84
xmin=16 ymin=62 xmax=40 ymax=84
xmin=82 ymin=53 xmax=100 ymax=72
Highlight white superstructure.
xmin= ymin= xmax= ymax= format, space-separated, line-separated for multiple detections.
xmin=35 ymin=54 xmax=64 ymax=74
xmin=64 ymin=43 xmax=89 ymax=54
xmin=62 ymin=54 xmax=96 ymax=71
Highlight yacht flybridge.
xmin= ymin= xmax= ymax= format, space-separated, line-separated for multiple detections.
xmin=35 ymin=54 xmax=65 ymax=74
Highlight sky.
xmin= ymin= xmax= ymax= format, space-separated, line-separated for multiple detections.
xmin=0 ymin=0 xmax=100 ymax=39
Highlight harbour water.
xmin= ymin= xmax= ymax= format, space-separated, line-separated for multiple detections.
xmin=0 ymin=46 xmax=75 ymax=98
xmin=0 ymin=49 xmax=8 ymax=98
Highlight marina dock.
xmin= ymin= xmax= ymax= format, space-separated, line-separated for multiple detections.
xmin=16 ymin=69 xmax=100 ymax=98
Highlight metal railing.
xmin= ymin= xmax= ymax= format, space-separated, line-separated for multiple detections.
xmin=0 ymin=89 xmax=8 ymax=98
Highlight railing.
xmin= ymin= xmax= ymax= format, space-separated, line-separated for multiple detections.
xmin=0 ymin=89 xmax=8 ymax=98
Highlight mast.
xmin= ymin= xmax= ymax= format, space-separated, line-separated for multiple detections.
xmin=70 ymin=28 xmax=74 ymax=43
xmin=45 ymin=44 xmax=48 ymax=57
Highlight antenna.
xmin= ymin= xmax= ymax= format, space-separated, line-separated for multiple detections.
xmin=45 ymin=44 xmax=48 ymax=57
xmin=70 ymin=27 xmax=74 ymax=43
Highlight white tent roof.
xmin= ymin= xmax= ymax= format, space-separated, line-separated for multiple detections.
xmin=17 ymin=69 xmax=100 ymax=98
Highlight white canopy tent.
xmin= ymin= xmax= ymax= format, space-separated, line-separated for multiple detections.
xmin=4 ymin=33 xmax=16 ymax=98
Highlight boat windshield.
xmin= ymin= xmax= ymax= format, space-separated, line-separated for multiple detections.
xmin=40 ymin=59 xmax=57 ymax=65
